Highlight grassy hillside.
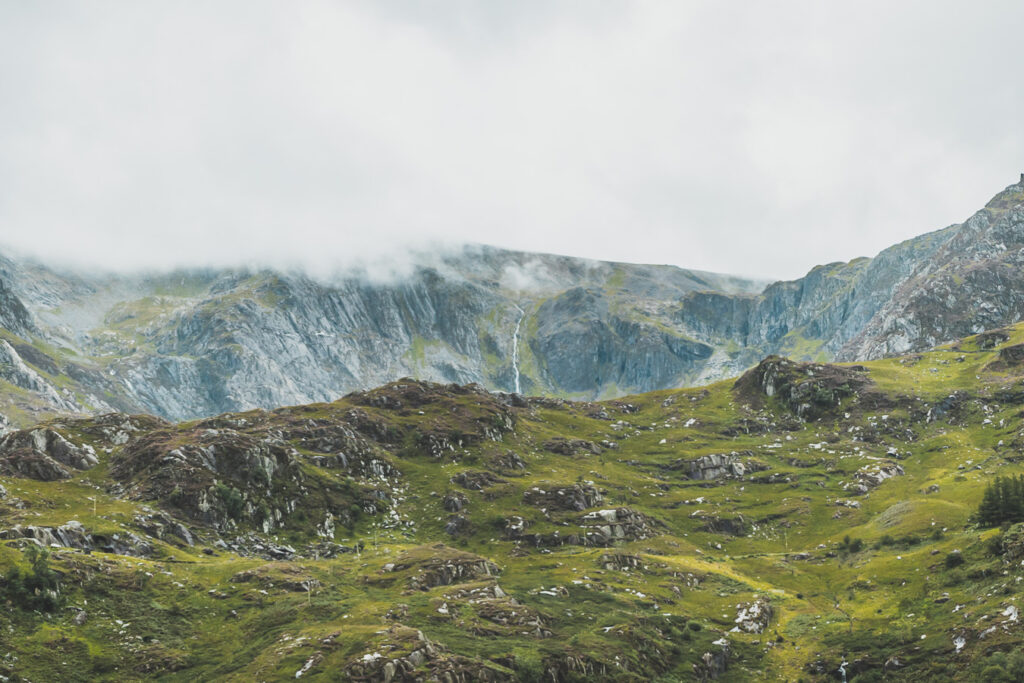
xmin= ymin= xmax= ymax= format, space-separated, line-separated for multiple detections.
xmin=4 ymin=325 xmax=1024 ymax=681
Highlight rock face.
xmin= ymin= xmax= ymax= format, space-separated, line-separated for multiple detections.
xmin=0 ymin=247 xmax=763 ymax=423
xmin=0 ymin=177 xmax=1022 ymax=423
xmin=0 ymin=341 xmax=81 ymax=414
xmin=839 ymin=181 xmax=1024 ymax=361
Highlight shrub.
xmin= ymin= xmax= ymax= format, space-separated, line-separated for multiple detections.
xmin=944 ymin=551 xmax=965 ymax=569
xmin=839 ymin=536 xmax=864 ymax=555
xmin=2 ymin=545 xmax=63 ymax=612
xmin=972 ymin=650 xmax=1024 ymax=681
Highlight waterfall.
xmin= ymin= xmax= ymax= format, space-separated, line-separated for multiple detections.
xmin=512 ymin=304 xmax=525 ymax=394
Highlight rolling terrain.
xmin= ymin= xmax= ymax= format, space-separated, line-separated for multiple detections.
xmin=3 ymin=325 xmax=1024 ymax=680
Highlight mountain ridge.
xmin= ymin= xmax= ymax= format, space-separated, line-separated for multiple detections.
xmin=0 ymin=176 xmax=1022 ymax=426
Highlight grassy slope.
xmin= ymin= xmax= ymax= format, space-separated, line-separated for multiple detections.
xmin=3 ymin=326 xmax=1024 ymax=681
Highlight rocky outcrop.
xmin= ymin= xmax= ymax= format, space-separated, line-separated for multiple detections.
xmin=491 ymin=450 xmax=527 ymax=472
xmin=132 ymin=510 xmax=195 ymax=547
xmin=695 ymin=514 xmax=749 ymax=536
xmin=540 ymin=654 xmax=613 ymax=682
xmin=0 ymin=427 xmax=98 ymax=480
xmin=845 ymin=462 xmax=905 ymax=495
xmin=56 ymin=413 xmax=171 ymax=448
xmin=472 ymin=598 xmax=552 ymax=638
xmin=442 ymin=491 xmax=468 ymax=513
xmin=543 ymin=438 xmax=602 ymax=456
xmin=230 ymin=563 xmax=319 ymax=592
xmin=343 ymin=626 xmax=512 ymax=683
xmin=988 ymin=342 xmax=1024 ymax=371
xmin=599 ymin=553 xmax=643 ymax=571
xmin=580 ymin=508 xmax=657 ymax=545
xmin=694 ymin=639 xmax=731 ymax=681
xmin=734 ymin=356 xmax=874 ymax=420
xmin=450 ymin=470 xmax=506 ymax=491
xmin=523 ymin=483 xmax=603 ymax=511
xmin=674 ymin=453 xmax=766 ymax=480
xmin=109 ymin=423 xmax=365 ymax=534
xmin=383 ymin=544 xmax=500 ymax=590
xmin=731 ymin=598 xmax=773 ymax=634
xmin=0 ymin=520 xmax=153 ymax=557
xmin=111 ymin=427 xmax=300 ymax=528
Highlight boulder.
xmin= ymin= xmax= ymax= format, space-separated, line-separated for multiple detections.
xmin=731 ymin=598 xmax=773 ymax=634
xmin=844 ymin=462 xmax=905 ymax=495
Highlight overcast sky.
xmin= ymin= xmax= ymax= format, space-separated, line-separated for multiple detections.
xmin=0 ymin=1 xmax=1021 ymax=281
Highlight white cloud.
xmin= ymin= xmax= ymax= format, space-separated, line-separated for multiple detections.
xmin=0 ymin=1 xmax=1021 ymax=280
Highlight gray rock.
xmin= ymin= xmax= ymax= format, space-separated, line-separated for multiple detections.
xmin=0 ymin=521 xmax=153 ymax=557
xmin=0 ymin=177 xmax=1021 ymax=419
xmin=0 ymin=428 xmax=99 ymax=481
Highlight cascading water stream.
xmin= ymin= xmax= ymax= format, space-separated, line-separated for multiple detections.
xmin=511 ymin=304 xmax=525 ymax=394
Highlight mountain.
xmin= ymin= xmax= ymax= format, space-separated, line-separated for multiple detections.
xmin=0 ymin=246 xmax=765 ymax=425
xmin=3 ymin=324 xmax=1024 ymax=680
xmin=0 ymin=176 xmax=1022 ymax=427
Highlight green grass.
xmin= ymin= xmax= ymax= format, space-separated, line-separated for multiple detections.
xmin=4 ymin=326 xmax=1024 ymax=679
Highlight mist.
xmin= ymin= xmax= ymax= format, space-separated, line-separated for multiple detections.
xmin=1 ymin=1 xmax=1021 ymax=280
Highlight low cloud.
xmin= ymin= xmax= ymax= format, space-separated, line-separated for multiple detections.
xmin=0 ymin=1 xmax=1021 ymax=280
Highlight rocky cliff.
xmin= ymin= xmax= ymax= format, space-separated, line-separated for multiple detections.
xmin=0 ymin=176 xmax=1023 ymax=424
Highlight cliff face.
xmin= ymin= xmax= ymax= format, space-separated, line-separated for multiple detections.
xmin=680 ymin=176 xmax=1024 ymax=374
xmin=0 ymin=176 xmax=1022 ymax=424
xmin=0 ymin=247 xmax=764 ymax=423
xmin=838 ymin=179 xmax=1024 ymax=359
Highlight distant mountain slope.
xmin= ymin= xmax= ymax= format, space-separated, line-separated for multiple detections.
xmin=0 ymin=175 xmax=1022 ymax=425
xmin=0 ymin=247 xmax=765 ymax=423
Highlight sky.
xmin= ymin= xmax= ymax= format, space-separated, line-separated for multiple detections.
xmin=0 ymin=1 xmax=1021 ymax=281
